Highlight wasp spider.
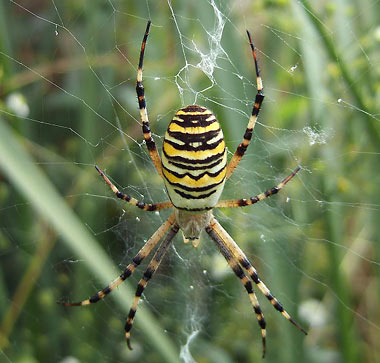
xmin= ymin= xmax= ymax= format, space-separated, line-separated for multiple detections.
xmin=60 ymin=21 xmax=307 ymax=357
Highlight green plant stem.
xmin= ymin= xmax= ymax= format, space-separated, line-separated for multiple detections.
xmin=0 ymin=224 xmax=55 ymax=348
xmin=324 ymin=201 xmax=357 ymax=363
xmin=299 ymin=0 xmax=380 ymax=146
xmin=0 ymin=118 xmax=181 ymax=363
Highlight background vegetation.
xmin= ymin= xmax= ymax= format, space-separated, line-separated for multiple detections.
xmin=0 ymin=0 xmax=379 ymax=362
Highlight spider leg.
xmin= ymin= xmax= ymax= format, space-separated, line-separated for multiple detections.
xmin=208 ymin=217 xmax=307 ymax=335
xmin=58 ymin=213 xmax=176 ymax=307
xmin=217 ymin=166 xmax=300 ymax=208
xmin=137 ymin=21 xmax=163 ymax=177
xmin=125 ymin=224 xmax=179 ymax=349
xmin=206 ymin=223 xmax=267 ymax=358
xmin=95 ymin=165 xmax=173 ymax=211
xmin=226 ymin=30 xmax=264 ymax=179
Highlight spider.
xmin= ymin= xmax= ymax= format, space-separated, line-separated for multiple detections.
xmin=60 ymin=21 xmax=307 ymax=357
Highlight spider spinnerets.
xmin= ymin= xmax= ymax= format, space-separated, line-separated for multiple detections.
xmin=59 ymin=20 xmax=307 ymax=358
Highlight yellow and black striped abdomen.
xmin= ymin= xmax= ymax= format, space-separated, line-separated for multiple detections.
xmin=162 ymin=105 xmax=227 ymax=211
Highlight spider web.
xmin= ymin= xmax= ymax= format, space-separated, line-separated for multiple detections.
xmin=1 ymin=0 xmax=380 ymax=362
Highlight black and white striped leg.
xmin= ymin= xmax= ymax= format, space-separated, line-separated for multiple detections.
xmin=95 ymin=165 xmax=173 ymax=211
xmin=209 ymin=218 xmax=307 ymax=335
xmin=58 ymin=213 xmax=176 ymax=307
xmin=136 ymin=21 xmax=163 ymax=177
xmin=125 ymin=224 xmax=179 ymax=349
xmin=217 ymin=166 xmax=300 ymax=209
xmin=226 ymin=30 xmax=264 ymax=179
xmin=206 ymin=224 xmax=267 ymax=357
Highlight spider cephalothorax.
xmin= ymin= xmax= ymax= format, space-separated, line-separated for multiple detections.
xmin=60 ymin=21 xmax=307 ymax=357
xmin=174 ymin=209 xmax=213 ymax=247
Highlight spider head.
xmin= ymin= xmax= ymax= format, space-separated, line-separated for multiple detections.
xmin=175 ymin=210 xmax=212 ymax=247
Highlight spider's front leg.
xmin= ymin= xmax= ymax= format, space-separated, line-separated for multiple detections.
xmin=208 ymin=217 xmax=307 ymax=335
xmin=206 ymin=224 xmax=267 ymax=357
xmin=95 ymin=165 xmax=173 ymax=211
xmin=217 ymin=166 xmax=300 ymax=208
xmin=125 ymin=224 xmax=179 ymax=349
xmin=58 ymin=213 xmax=176 ymax=307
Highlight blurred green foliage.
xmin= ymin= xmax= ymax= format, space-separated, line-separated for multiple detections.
xmin=0 ymin=0 xmax=380 ymax=362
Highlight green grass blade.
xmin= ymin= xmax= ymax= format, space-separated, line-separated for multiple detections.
xmin=298 ymin=0 xmax=380 ymax=145
xmin=0 ymin=118 xmax=180 ymax=363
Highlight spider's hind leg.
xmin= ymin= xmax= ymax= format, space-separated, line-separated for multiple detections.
xmin=136 ymin=21 xmax=163 ymax=177
xmin=226 ymin=30 xmax=264 ymax=179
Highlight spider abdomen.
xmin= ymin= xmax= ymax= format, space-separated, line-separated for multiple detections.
xmin=162 ymin=105 xmax=227 ymax=211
